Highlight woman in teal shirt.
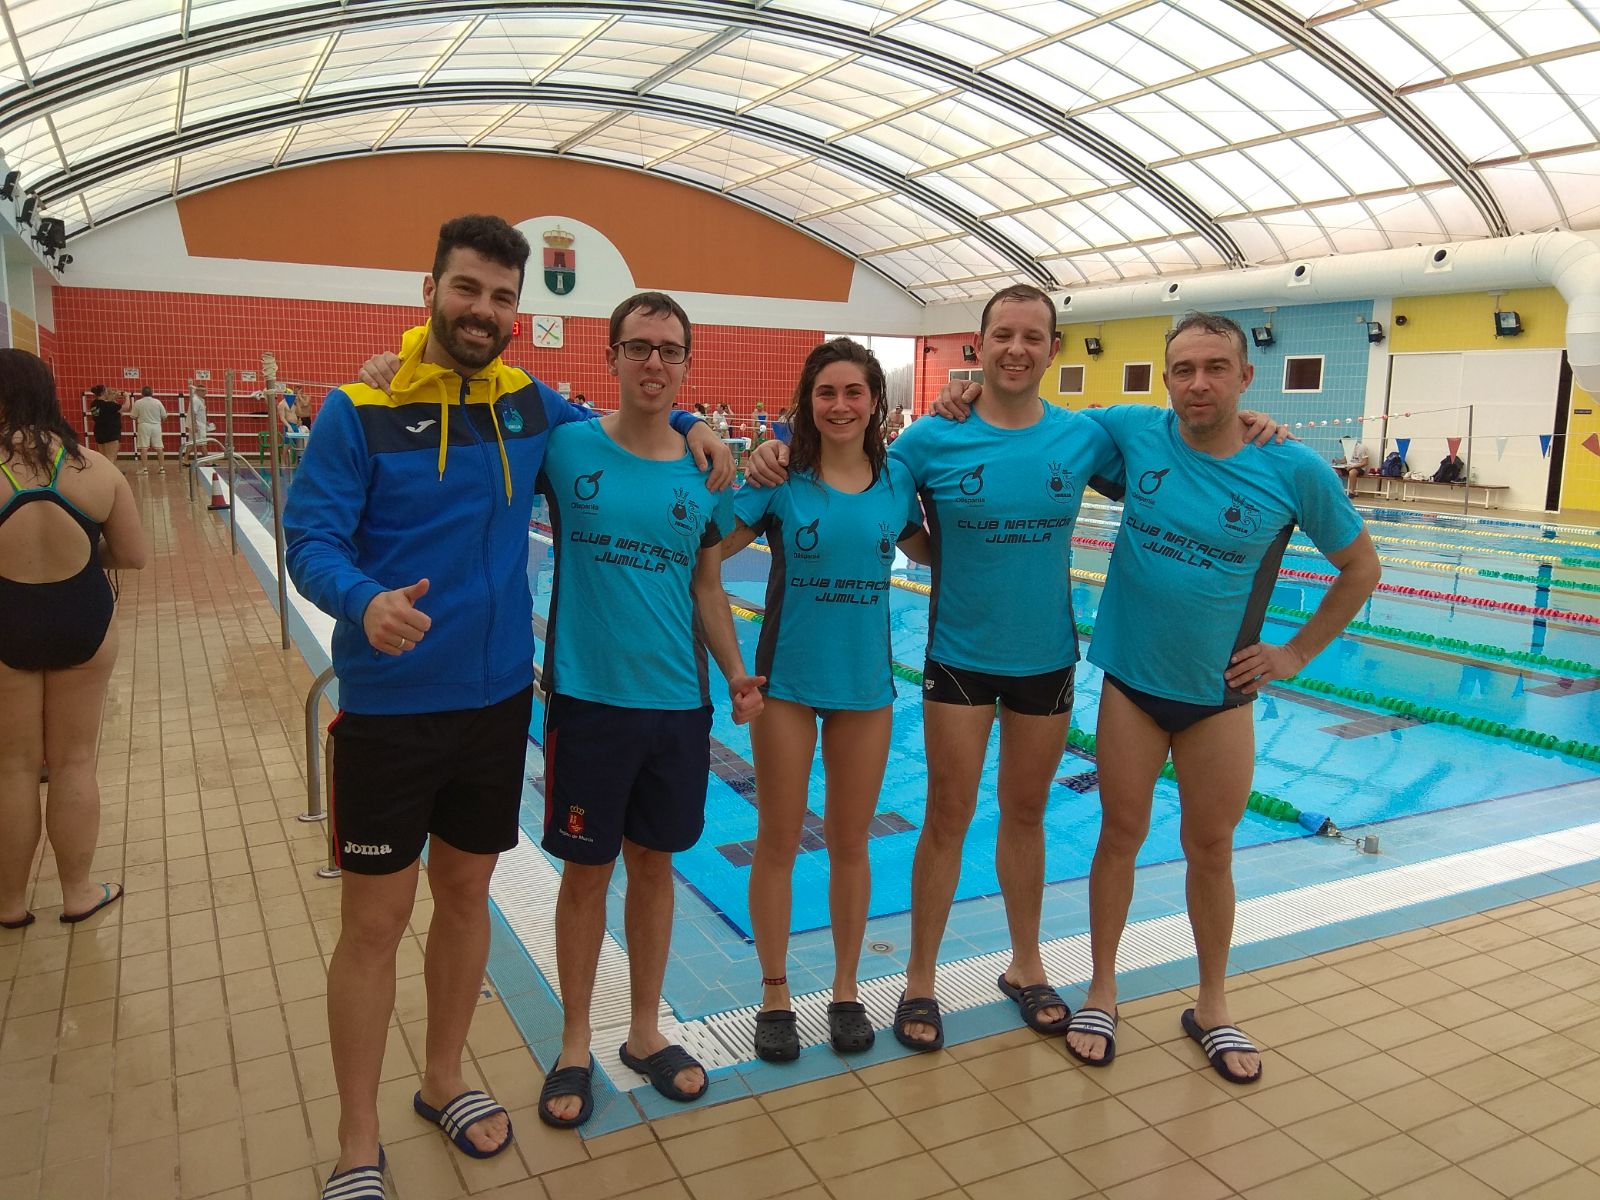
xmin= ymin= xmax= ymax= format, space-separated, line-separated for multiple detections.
xmin=719 ymin=338 xmax=926 ymax=1062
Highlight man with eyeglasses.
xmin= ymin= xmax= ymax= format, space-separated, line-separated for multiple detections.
xmin=296 ymin=219 xmax=731 ymax=1199
xmin=531 ymin=292 xmax=763 ymax=1126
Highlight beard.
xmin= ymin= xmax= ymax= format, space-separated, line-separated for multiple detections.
xmin=432 ymin=302 xmax=511 ymax=372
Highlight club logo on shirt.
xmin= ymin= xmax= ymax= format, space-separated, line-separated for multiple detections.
xmin=405 ymin=419 xmax=437 ymax=434
xmin=877 ymin=522 xmax=895 ymax=564
xmin=959 ymin=464 xmax=986 ymax=496
xmin=668 ymin=488 xmax=701 ymax=535
xmin=574 ymin=470 xmax=604 ymax=501
xmin=1046 ymin=461 xmax=1074 ymax=503
xmin=794 ymin=518 xmax=821 ymax=555
xmin=1218 ymin=492 xmax=1262 ymax=538
xmin=498 ymin=399 xmax=524 ymax=434
xmin=1138 ymin=467 xmax=1169 ymax=496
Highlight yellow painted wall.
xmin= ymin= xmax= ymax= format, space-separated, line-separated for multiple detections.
xmin=1564 ymin=382 xmax=1600 ymax=514
xmin=1389 ymin=287 xmax=1565 ymax=353
xmin=1390 ymin=286 xmax=1599 ymax=511
xmin=1044 ymin=316 xmax=1170 ymax=410
xmin=10 ymin=311 xmax=36 ymax=355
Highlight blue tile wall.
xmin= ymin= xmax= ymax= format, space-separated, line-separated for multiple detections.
xmin=1216 ymin=300 xmax=1374 ymax=460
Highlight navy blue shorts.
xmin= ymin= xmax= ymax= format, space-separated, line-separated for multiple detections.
xmin=542 ymin=693 xmax=712 ymax=865
xmin=1104 ymin=674 xmax=1253 ymax=735
xmin=329 ymin=685 xmax=533 ymax=875
xmin=922 ymin=658 xmax=1075 ymax=717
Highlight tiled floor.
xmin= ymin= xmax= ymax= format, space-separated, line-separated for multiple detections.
xmin=4 ymin=475 xmax=1600 ymax=1199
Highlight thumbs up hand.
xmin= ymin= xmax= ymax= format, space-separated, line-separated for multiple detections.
xmin=363 ymin=578 xmax=433 ymax=655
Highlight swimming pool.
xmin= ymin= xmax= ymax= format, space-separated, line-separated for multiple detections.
xmin=524 ymin=498 xmax=1600 ymax=955
xmin=229 ymin=471 xmax=1600 ymax=1032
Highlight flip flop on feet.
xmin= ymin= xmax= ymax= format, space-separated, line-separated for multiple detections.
xmin=60 ymin=883 xmax=123 ymax=924
xmin=413 ymin=1090 xmax=513 ymax=1158
xmin=828 ymin=1001 xmax=874 ymax=1053
xmin=893 ymin=993 xmax=944 ymax=1052
xmin=321 ymin=1147 xmax=386 ymax=1200
xmin=0 ymin=912 xmax=35 ymax=930
xmin=1064 ymin=1008 xmax=1118 ymax=1066
xmin=538 ymin=1060 xmax=594 ymax=1129
xmin=996 ymin=974 xmax=1072 ymax=1035
xmin=618 ymin=1042 xmax=707 ymax=1102
xmin=1181 ymin=1008 xmax=1262 ymax=1085
xmin=754 ymin=1010 xmax=799 ymax=1063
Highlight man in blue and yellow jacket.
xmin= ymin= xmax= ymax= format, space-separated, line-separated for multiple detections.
xmin=285 ymin=214 xmax=728 ymax=1200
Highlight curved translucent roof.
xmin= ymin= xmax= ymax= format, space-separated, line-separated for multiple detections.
xmin=3 ymin=0 xmax=1597 ymax=301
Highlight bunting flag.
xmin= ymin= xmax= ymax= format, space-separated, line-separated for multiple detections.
xmin=1539 ymin=434 xmax=1552 ymax=458
xmin=1395 ymin=437 xmax=1410 ymax=462
xmin=1495 ymin=437 xmax=1509 ymax=460
xmin=1446 ymin=437 xmax=1461 ymax=456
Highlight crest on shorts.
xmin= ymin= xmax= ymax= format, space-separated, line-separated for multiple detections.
xmin=566 ymin=806 xmax=585 ymax=836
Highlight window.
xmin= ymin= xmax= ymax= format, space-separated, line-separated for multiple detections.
xmin=1284 ymin=356 xmax=1325 ymax=392
xmin=947 ymin=368 xmax=982 ymax=383
xmin=1123 ymin=363 xmax=1152 ymax=393
xmin=1059 ymin=365 xmax=1085 ymax=394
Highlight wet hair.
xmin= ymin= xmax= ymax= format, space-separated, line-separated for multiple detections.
xmin=140 ymin=386 xmax=153 ymax=396
xmin=608 ymin=291 xmax=693 ymax=353
xmin=979 ymin=284 xmax=1057 ymax=337
xmin=432 ymin=214 xmax=531 ymax=289
xmin=784 ymin=337 xmax=888 ymax=482
xmin=1166 ymin=311 xmax=1249 ymax=365
xmin=89 ymin=384 xmax=105 ymax=398
xmin=0 ymin=349 xmax=84 ymax=473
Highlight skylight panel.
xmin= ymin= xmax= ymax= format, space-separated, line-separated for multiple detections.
xmin=986 ymin=59 xmax=1097 ymax=113
xmin=1156 ymin=77 xmax=1278 ymax=145
xmin=1295 ymin=128 xmax=1407 ymax=195
xmin=1078 ymin=109 xmax=1182 ymax=163
xmin=1475 ymin=66 xmax=1594 ymax=156
xmin=1247 ymin=139 xmax=1347 ymax=204
xmin=1181 ymin=151 xmax=1293 ymax=212
xmin=1072 ymin=21 xmax=1190 ymax=92
xmin=487 ymin=107 xmax=617 ymax=150
xmin=1317 ymin=11 xmax=1441 ymax=89
xmin=1409 ymin=85 xmax=1516 ymax=161
xmin=768 ymin=0 xmax=929 ymax=32
xmin=51 ymin=76 xmax=181 ymax=162
xmin=183 ymin=42 xmax=322 ymax=127
xmin=1017 ymin=42 xmax=1136 ymax=104
xmin=10 ymin=0 xmax=177 ymax=77
xmin=1380 ymin=1 xmax=1514 ymax=78
xmin=1116 ymin=3 xmax=1249 ymax=73
xmin=312 ymin=22 xmax=461 ymax=93
xmin=1521 ymin=149 xmax=1600 ymax=226
xmin=1478 ymin=163 xmax=1564 ymax=232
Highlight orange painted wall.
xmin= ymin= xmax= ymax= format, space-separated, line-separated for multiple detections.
xmin=176 ymin=153 xmax=855 ymax=303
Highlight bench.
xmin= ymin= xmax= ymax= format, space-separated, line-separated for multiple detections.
xmin=1349 ymin=475 xmax=1508 ymax=509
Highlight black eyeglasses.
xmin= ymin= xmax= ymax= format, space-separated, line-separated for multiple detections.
xmin=611 ymin=339 xmax=689 ymax=364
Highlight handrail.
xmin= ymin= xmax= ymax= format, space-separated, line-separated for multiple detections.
xmin=302 ymin=665 xmax=341 ymax=879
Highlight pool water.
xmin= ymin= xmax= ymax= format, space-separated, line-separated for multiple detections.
xmin=525 ymin=500 xmax=1600 ymax=940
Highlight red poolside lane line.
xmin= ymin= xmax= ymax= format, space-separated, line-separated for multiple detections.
xmin=1074 ymin=534 xmax=1600 ymax=625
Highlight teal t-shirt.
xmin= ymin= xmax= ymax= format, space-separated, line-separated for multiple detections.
xmin=1087 ymin=405 xmax=1364 ymax=705
xmin=537 ymin=420 xmax=735 ymax=709
xmin=890 ymin=401 xmax=1120 ymax=675
xmin=733 ymin=462 xmax=922 ymax=710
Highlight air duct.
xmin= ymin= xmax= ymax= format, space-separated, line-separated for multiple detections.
xmin=1042 ymin=232 xmax=1600 ymax=392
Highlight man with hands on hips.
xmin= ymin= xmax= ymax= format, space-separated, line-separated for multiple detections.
xmin=284 ymin=216 xmax=731 ymax=1200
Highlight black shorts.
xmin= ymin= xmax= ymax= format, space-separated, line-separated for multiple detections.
xmin=1104 ymin=674 xmax=1254 ymax=735
xmin=922 ymin=658 xmax=1075 ymax=717
xmin=329 ymin=686 xmax=534 ymax=875
xmin=542 ymin=693 xmax=712 ymax=865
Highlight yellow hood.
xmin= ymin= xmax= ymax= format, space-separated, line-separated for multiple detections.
xmin=389 ymin=322 xmax=524 ymax=503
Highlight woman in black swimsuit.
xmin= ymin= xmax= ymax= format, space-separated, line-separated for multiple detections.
xmin=0 ymin=350 xmax=147 ymax=929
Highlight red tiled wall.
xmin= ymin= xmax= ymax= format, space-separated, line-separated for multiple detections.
xmin=51 ymin=288 xmax=820 ymax=437
xmin=916 ymin=333 xmax=980 ymax=411
xmin=38 ymin=323 xmax=57 ymax=368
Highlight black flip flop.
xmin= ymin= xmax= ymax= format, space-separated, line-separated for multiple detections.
xmin=893 ymin=993 xmax=944 ymax=1053
xmin=754 ymin=1010 xmax=800 ymax=1063
xmin=0 ymin=912 xmax=35 ymax=930
xmin=996 ymin=974 xmax=1072 ymax=1035
xmin=827 ymin=1001 xmax=874 ymax=1053
xmin=1064 ymin=1007 xmax=1118 ymax=1067
xmin=60 ymin=882 xmax=122 ymax=924
xmin=1181 ymin=1008 xmax=1262 ymax=1085
xmin=537 ymin=1061 xmax=594 ymax=1129
xmin=618 ymin=1042 xmax=707 ymax=1102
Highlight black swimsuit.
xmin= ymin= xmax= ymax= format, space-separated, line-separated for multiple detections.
xmin=0 ymin=448 xmax=115 ymax=670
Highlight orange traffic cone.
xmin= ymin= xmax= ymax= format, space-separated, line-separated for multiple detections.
xmin=208 ymin=471 xmax=230 ymax=511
